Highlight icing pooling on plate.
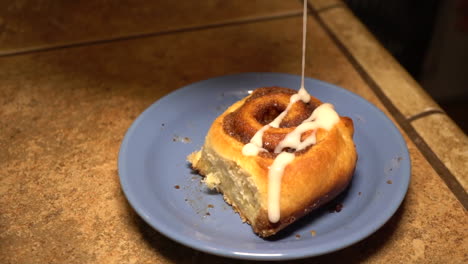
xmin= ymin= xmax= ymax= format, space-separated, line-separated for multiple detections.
xmin=242 ymin=0 xmax=340 ymax=223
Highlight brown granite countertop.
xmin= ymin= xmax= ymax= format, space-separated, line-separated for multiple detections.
xmin=1 ymin=0 xmax=467 ymax=263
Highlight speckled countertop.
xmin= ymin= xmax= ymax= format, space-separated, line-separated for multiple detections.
xmin=1 ymin=0 xmax=467 ymax=263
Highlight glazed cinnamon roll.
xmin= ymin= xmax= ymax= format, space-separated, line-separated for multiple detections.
xmin=188 ymin=87 xmax=357 ymax=237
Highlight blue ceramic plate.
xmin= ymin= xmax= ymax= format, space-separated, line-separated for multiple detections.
xmin=118 ymin=73 xmax=410 ymax=261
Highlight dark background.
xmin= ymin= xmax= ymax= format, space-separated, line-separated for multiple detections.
xmin=345 ymin=0 xmax=468 ymax=132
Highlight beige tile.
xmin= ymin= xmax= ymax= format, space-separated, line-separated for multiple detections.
xmin=0 ymin=14 xmax=382 ymax=108
xmin=412 ymin=114 xmax=468 ymax=191
xmin=0 ymin=16 xmax=466 ymax=263
xmin=308 ymin=0 xmax=344 ymax=11
xmin=318 ymin=7 xmax=443 ymax=118
xmin=0 ymin=0 xmax=302 ymax=55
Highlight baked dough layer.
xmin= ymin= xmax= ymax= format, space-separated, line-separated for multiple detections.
xmin=188 ymin=87 xmax=357 ymax=237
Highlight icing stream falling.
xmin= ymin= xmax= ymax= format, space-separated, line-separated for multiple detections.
xmin=241 ymin=0 xmax=340 ymax=223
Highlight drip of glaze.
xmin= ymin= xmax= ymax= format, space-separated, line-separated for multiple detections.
xmin=267 ymin=152 xmax=295 ymax=223
xmin=274 ymin=103 xmax=339 ymax=153
xmin=299 ymin=0 xmax=309 ymax=98
xmin=241 ymin=87 xmax=311 ymax=156
xmin=242 ymin=0 xmax=311 ymax=158
xmin=267 ymin=104 xmax=338 ymax=223
xmin=242 ymin=125 xmax=270 ymax=156
xmin=241 ymin=0 xmax=339 ymax=223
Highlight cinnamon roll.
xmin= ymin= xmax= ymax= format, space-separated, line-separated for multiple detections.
xmin=188 ymin=87 xmax=357 ymax=237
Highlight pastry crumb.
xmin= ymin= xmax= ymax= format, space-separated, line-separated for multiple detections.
xmin=310 ymin=230 xmax=316 ymax=236
xmin=329 ymin=203 xmax=343 ymax=213
xmin=174 ymin=185 xmax=180 ymax=189
xmin=172 ymin=135 xmax=191 ymax=143
xmin=335 ymin=203 xmax=343 ymax=212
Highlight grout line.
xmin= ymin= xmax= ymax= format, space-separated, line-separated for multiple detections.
xmin=307 ymin=3 xmax=468 ymax=209
xmin=315 ymin=3 xmax=347 ymax=13
xmin=407 ymin=109 xmax=446 ymax=122
xmin=0 ymin=10 xmax=303 ymax=58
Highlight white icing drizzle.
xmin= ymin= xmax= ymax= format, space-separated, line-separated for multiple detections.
xmin=266 ymin=104 xmax=338 ymax=223
xmin=242 ymin=0 xmax=311 ymax=158
xmin=300 ymin=0 xmax=308 ymax=94
xmin=267 ymin=152 xmax=295 ymax=223
xmin=241 ymin=0 xmax=339 ymax=223
xmin=274 ymin=103 xmax=339 ymax=153
xmin=242 ymin=87 xmax=311 ymax=156
xmin=242 ymin=125 xmax=270 ymax=156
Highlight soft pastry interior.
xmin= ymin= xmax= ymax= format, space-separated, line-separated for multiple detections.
xmin=188 ymin=87 xmax=357 ymax=237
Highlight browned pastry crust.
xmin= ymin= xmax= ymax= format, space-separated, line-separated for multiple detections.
xmin=188 ymin=87 xmax=357 ymax=237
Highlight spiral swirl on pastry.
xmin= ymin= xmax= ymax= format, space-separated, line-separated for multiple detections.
xmin=188 ymin=86 xmax=357 ymax=236
xmin=223 ymin=87 xmax=322 ymax=155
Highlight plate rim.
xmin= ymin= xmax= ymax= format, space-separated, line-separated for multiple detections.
xmin=118 ymin=72 xmax=411 ymax=260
